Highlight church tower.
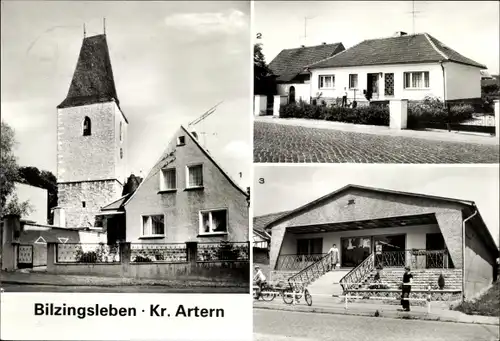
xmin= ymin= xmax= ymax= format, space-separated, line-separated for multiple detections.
xmin=56 ymin=33 xmax=128 ymax=227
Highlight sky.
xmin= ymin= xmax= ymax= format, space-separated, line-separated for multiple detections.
xmin=254 ymin=165 xmax=500 ymax=246
xmin=254 ymin=1 xmax=500 ymax=74
xmin=1 ymin=1 xmax=251 ymax=188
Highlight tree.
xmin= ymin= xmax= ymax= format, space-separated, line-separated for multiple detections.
xmin=254 ymin=43 xmax=276 ymax=95
xmin=18 ymin=166 xmax=58 ymax=224
xmin=0 ymin=121 xmax=30 ymax=217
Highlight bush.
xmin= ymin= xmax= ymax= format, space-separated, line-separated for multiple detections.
xmin=407 ymin=96 xmax=475 ymax=128
xmin=133 ymin=254 xmax=153 ymax=262
xmin=279 ymin=102 xmax=389 ymax=126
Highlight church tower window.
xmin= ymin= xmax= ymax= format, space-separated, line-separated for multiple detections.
xmin=83 ymin=116 xmax=92 ymax=136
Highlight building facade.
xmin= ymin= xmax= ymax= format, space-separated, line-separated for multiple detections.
xmin=307 ymin=33 xmax=485 ymax=105
xmin=263 ymin=185 xmax=497 ymax=299
xmin=56 ymin=34 xmax=129 ymax=228
xmin=123 ymin=126 xmax=249 ymax=243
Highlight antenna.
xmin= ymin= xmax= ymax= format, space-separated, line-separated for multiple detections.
xmin=301 ymin=16 xmax=315 ymax=46
xmin=410 ymin=1 xmax=421 ymax=34
xmin=188 ymin=101 xmax=224 ymax=127
xmin=103 ymin=17 xmax=106 ymax=34
xmin=83 ymin=23 xmax=86 ymax=38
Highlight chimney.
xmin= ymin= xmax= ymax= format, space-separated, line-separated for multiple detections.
xmin=393 ymin=31 xmax=408 ymax=37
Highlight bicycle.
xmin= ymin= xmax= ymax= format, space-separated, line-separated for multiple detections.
xmin=282 ymin=286 xmax=313 ymax=306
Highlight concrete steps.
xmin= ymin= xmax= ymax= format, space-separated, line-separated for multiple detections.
xmin=308 ymin=269 xmax=350 ymax=296
xmin=360 ymin=269 xmax=462 ymax=290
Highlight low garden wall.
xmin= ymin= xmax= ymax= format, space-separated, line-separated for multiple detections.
xmin=46 ymin=241 xmax=250 ymax=284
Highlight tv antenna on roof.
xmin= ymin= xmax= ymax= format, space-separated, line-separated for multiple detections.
xmin=188 ymin=101 xmax=224 ymax=148
xmin=300 ymin=16 xmax=316 ymax=46
xmin=409 ymin=1 xmax=421 ymax=34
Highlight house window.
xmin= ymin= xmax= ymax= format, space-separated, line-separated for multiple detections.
xmin=199 ymin=209 xmax=228 ymax=235
xmin=83 ymin=116 xmax=91 ymax=136
xmin=177 ymin=136 xmax=185 ymax=146
xmin=120 ymin=148 xmax=123 ymax=159
xmin=187 ymin=164 xmax=203 ymax=188
xmin=119 ymin=122 xmax=123 ymax=142
xmin=384 ymin=73 xmax=395 ymax=96
xmin=161 ymin=168 xmax=176 ymax=190
xmin=82 ymin=201 xmax=86 ymax=208
xmin=349 ymin=74 xmax=358 ymax=89
xmin=319 ymin=75 xmax=335 ymax=89
xmin=404 ymin=71 xmax=430 ymax=89
xmin=142 ymin=215 xmax=165 ymax=236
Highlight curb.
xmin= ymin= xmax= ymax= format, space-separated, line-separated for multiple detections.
xmin=253 ymin=304 xmax=500 ymax=326
xmin=1 ymin=280 xmax=247 ymax=289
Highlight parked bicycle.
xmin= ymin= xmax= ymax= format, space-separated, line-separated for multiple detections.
xmin=253 ymin=281 xmax=312 ymax=306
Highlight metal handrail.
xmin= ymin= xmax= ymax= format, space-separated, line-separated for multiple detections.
xmin=287 ymin=253 xmax=333 ymax=291
xmin=339 ymin=252 xmax=375 ymax=292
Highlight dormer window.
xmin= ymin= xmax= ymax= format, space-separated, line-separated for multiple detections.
xmin=177 ymin=136 xmax=185 ymax=146
xmin=83 ymin=116 xmax=91 ymax=136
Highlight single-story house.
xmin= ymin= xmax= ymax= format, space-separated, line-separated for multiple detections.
xmin=268 ymin=42 xmax=345 ymax=104
xmin=306 ymin=32 xmax=486 ymax=105
xmin=262 ymin=184 xmax=497 ymax=299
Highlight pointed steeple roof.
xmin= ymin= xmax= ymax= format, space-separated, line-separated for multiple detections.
xmin=58 ymin=34 xmax=120 ymax=109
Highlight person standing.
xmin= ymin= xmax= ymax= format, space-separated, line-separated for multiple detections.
xmin=342 ymin=88 xmax=348 ymax=107
xmin=401 ymin=266 xmax=413 ymax=311
xmin=328 ymin=244 xmax=340 ymax=270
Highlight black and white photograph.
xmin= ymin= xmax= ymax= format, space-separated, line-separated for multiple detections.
xmin=253 ymin=1 xmax=500 ymax=164
xmin=253 ymin=165 xmax=499 ymax=340
xmin=1 ymin=1 xmax=251 ymax=294
xmin=1 ymin=0 xmax=500 ymax=341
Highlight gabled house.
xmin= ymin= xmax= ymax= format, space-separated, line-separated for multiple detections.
xmin=122 ymin=126 xmax=249 ymax=243
xmin=263 ymin=184 xmax=497 ymax=299
xmin=269 ymin=42 xmax=345 ymax=103
xmin=307 ymin=32 xmax=486 ymax=105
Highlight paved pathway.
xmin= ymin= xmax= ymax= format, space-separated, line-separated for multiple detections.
xmin=254 ymin=309 xmax=500 ymax=341
xmin=254 ymin=120 xmax=500 ymax=163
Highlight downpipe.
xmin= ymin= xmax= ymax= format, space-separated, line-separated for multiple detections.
xmin=439 ymin=61 xmax=450 ymax=131
xmin=462 ymin=208 xmax=478 ymax=302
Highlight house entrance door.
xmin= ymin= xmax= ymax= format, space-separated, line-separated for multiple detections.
xmin=367 ymin=74 xmax=379 ymax=99
xmin=341 ymin=236 xmax=371 ymax=267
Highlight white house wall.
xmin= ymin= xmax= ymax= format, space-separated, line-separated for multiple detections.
xmin=310 ymin=63 xmax=445 ymax=101
xmin=279 ymin=224 xmax=440 ymax=259
xmin=444 ymin=62 xmax=482 ymax=101
xmin=277 ymin=83 xmax=311 ymax=103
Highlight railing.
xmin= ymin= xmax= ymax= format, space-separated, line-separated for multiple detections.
xmin=57 ymin=243 xmax=120 ymax=263
xmin=374 ymin=249 xmax=449 ymax=269
xmin=276 ymin=253 xmax=327 ymax=271
xmin=130 ymin=243 xmax=186 ymax=263
xmin=340 ymin=252 xmax=375 ymax=292
xmin=197 ymin=241 xmax=249 ymax=262
xmin=287 ymin=253 xmax=334 ymax=291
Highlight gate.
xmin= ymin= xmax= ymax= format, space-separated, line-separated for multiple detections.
xmin=447 ymin=113 xmax=495 ymax=135
xmin=17 ymin=244 xmax=33 ymax=269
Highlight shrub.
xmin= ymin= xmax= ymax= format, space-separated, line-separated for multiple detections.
xmin=407 ymin=96 xmax=475 ymax=127
xmin=278 ymin=102 xmax=389 ymax=126
xmin=133 ymin=254 xmax=153 ymax=263
xmin=438 ymin=274 xmax=445 ymax=290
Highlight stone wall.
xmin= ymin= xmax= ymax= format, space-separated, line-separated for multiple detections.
xmin=58 ymin=180 xmax=122 ymax=227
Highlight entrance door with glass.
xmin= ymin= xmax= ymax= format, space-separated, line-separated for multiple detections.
xmin=341 ymin=236 xmax=372 ymax=267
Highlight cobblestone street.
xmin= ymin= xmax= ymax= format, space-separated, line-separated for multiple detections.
xmin=254 ymin=121 xmax=500 ymax=163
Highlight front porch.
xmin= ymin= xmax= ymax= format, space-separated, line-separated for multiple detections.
xmin=275 ymin=213 xmax=454 ymax=272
